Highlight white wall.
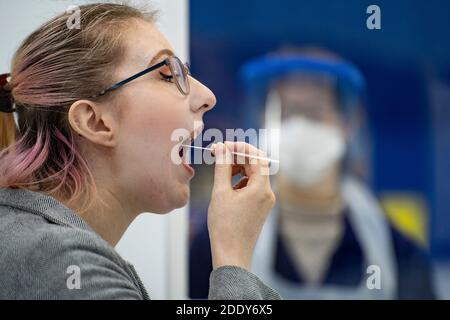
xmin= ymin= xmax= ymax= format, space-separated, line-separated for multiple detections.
xmin=0 ymin=0 xmax=189 ymax=299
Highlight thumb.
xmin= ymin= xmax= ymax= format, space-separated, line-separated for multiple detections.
xmin=213 ymin=142 xmax=233 ymax=191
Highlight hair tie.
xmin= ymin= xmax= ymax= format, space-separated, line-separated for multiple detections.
xmin=0 ymin=73 xmax=16 ymax=113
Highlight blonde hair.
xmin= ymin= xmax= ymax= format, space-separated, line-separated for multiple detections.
xmin=0 ymin=3 xmax=157 ymax=212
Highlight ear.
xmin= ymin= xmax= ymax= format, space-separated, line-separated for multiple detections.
xmin=68 ymin=100 xmax=117 ymax=147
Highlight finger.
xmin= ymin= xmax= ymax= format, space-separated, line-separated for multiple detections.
xmin=227 ymin=141 xmax=269 ymax=166
xmin=225 ymin=142 xmax=270 ymax=183
xmin=212 ymin=142 xmax=233 ymax=191
xmin=212 ymin=143 xmax=244 ymax=177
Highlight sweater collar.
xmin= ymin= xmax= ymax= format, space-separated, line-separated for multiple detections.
xmin=0 ymin=187 xmax=94 ymax=232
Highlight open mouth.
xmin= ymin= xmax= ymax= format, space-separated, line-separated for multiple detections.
xmin=178 ymin=134 xmax=193 ymax=164
xmin=178 ymin=124 xmax=203 ymax=166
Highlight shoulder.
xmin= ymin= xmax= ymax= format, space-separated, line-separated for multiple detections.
xmin=0 ymin=205 xmax=143 ymax=299
xmin=388 ymin=225 xmax=436 ymax=299
xmin=389 ymin=224 xmax=431 ymax=265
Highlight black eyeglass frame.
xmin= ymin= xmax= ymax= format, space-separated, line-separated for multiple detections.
xmin=89 ymin=56 xmax=190 ymax=99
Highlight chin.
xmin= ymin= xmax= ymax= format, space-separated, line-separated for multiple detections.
xmin=173 ymin=183 xmax=190 ymax=208
xmin=157 ymin=183 xmax=190 ymax=214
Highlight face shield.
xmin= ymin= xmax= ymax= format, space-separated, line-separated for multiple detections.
xmin=239 ymin=54 xmax=370 ymax=185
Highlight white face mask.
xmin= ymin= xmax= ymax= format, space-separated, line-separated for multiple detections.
xmin=279 ymin=116 xmax=345 ymax=187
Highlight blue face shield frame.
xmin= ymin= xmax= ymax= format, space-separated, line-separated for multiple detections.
xmin=239 ymin=56 xmax=365 ymax=93
xmin=238 ymin=55 xmax=367 ymax=130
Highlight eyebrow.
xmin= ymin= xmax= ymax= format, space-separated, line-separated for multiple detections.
xmin=147 ymin=48 xmax=175 ymax=67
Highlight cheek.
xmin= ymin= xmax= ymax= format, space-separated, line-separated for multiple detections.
xmin=115 ymin=92 xmax=190 ymax=210
xmin=125 ymin=87 xmax=188 ymax=140
xmin=126 ymin=105 xmax=186 ymax=163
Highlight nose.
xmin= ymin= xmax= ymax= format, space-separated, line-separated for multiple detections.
xmin=189 ymin=77 xmax=216 ymax=114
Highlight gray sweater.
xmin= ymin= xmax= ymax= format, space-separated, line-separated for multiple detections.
xmin=0 ymin=188 xmax=281 ymax=300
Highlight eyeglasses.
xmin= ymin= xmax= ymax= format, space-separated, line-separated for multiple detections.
xmin=90 ymin=56 xmax=190 ymax=99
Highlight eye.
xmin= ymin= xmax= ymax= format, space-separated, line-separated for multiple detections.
xmin=159 ymin=71 xmax=174 ymax=83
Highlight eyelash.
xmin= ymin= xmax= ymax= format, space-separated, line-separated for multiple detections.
xmin=159 ymin=71 xmax=174 ymax=83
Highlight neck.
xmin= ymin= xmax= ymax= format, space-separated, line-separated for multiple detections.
xmin=80 ymin=188 xmax=136 ymax=246
xmin=277 ymin=165 xmax=343 ymax=215
xmin=56 ymin=186 xmax=136 ymax=246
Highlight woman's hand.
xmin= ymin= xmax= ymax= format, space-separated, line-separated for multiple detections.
xmin=207 ymin=141 xmax=276 ymax=271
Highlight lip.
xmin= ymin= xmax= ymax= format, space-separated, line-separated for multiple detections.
xmin=182 ymin=162 xmax=195 ymax=178
xmin=180 ymin=143 xmax=195 ymax=179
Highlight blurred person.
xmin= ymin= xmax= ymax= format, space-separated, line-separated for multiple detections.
xmin=190 ymin=48 xmax=435 ymax=299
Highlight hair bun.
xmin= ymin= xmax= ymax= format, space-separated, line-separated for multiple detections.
xmin=0 ymin=73 xmax=15 ymax=113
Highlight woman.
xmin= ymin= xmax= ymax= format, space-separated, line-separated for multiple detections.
xmin=0 ymin=3 xmax=280 ymax=300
